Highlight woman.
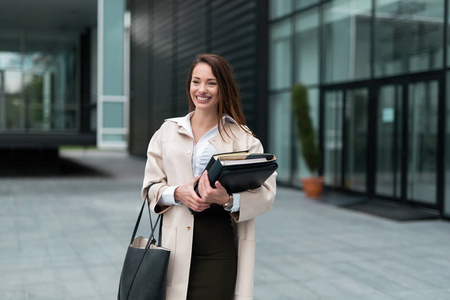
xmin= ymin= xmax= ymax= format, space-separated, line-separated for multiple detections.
xmin=142 ymin=53 xmax=276 ymax=300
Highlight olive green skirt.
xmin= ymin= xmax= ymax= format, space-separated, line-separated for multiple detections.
xmin=187 ymin=213 xmax=237 ymax=300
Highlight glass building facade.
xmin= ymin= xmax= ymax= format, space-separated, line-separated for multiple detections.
xmin=0 ymin=0 xmax=128 ymax=150
xmin=268 ymin=0 xmax=450 ymax=217
xmin=0 ymin=31 xmax=79 ymax=132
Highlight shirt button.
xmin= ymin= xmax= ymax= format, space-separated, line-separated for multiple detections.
xmin=187 ymin=150 xmax=191 ymax=154
xmin=187 ymin=226 xmax=191 ymax=230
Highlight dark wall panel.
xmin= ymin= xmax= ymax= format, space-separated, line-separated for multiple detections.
xmin=151 ymin=0 xmax=174 ymax=128
xmin=129 ymin=0 xmax=268 ymax=156
xmin=129 ymin=0 xmax=151 ymax=155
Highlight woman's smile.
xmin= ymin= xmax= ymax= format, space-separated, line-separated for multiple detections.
xmin=195 ymin=95 xmax=212 ymax=102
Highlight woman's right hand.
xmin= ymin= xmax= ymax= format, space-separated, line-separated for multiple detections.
xmin=174 ymin=176 xmax=210 ymax=212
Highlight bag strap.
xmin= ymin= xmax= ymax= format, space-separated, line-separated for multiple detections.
xmin=129 ymin=184 xmax=163 ymax=249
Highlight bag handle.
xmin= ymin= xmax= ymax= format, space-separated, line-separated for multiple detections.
xmin=130 ymin=184 xmax=163 ymax=249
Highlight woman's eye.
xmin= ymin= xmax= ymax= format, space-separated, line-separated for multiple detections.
xmin=192 ymin=80 xmax=199 ymax=84
xmin=209 ymin=82 xmax=217 ymax=86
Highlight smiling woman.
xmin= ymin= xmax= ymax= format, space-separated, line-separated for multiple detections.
xmin=141 ymin=53 xmax=277 ymax=299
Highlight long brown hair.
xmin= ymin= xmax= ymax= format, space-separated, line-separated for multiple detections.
xmin=186 ymin=53 xmax=253 ymax=139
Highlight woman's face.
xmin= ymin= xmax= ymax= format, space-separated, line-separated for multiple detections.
xmin=190 ymin=63 xmax=219 ymax=114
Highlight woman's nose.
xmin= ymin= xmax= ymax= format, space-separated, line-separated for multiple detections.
xmin=198 ymin=84 xmax=207 ymax=93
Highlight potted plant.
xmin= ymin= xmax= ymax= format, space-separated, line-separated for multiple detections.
xmin=291 ymin=83 xmax=324 ymax=198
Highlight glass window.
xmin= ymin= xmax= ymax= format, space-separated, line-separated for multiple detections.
xmin=102 ymin=134 xmax=125 ymax=142
xmin=0 ymin=32 xmax=21 ymax=70
xmin=323 ymin=0 xmax=371 ymax=83
xmin=294 ymin=88 xmax=319 ymax=184
xmin=269 ymin=92 xmax=292 ymax=182
xmin=295 ymin=8 xmax=319 ymax=85
xmin=0 ymin=31 xmax=78 ymax=132
xmin=103 ymin=0 xmax=124 ymax=96
xmin=295 ymin=0 xmax=319 ymax=10
xmin=2 ymin=70 xmax=24 ymax=130
xmin=375 ymin=0 xmax=444 ymax=77
xmin=269 ymin=20 xmax=292 ymax=91
xmin=103 ymin=102 xmax=124 ymax=128
xmin=269 ymin=0 xmax=293 ymax=20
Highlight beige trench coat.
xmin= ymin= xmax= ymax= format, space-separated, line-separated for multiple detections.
xmin=141 ymin=117 xmax=276 ymax=300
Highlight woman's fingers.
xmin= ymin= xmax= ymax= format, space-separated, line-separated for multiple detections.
xmin=174 ymin=176 xmax=211 ymax=212
xmin=197 ymin=171 xmax=228 ymax=205
xmin=197 ymin=171 xmax=208 ymax=198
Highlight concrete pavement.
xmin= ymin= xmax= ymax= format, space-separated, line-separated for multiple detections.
xmin=1 ymin=149 xmax=449 ymax=300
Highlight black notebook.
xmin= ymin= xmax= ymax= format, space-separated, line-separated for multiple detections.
xmin=193 ymin=151 xmax=278 ymax=197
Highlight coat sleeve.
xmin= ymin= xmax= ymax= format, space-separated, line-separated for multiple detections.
xmin=231 ymin=136 xmax=277 ymax=223
xmin=141 ymin=127 xmax=172 ymax=214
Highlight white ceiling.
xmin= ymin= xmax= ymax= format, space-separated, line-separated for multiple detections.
xmin=0 ymin=0 xmax=97 ymax=32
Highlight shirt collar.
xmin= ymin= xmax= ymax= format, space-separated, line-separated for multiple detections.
xmin=166 ymin=112 xmax=238 ymax=134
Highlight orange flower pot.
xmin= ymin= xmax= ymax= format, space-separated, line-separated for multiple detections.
xmin=300 ymin=177 xmax=324 ymax=199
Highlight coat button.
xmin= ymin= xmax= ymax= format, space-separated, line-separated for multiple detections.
xmin=187 ymin=226 xmax=191 ymax=230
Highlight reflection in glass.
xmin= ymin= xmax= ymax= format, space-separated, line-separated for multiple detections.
xmin=269 ymin=92 xmax=292 ymax=182
xmin=269 ymin=20 xmax=292 ymax=90
xmin=345 ymin=88 xmax=368 ymax=192
xmin=295 ymin=0 xmax=319 ymax=10
xmin=295 ymin=9 xmax=319 ymax=85
xmin=103 ymin=102 xmax=124 ymax=128
xmin=324 ymin=90 xmax=343 ymax=187
xmin=0 ymin=33 xmax=21 ymax=69
xmin=269 ymin=0 xmax=293 ymax=20
xmin=375 ymin=0 xmax=444 ymax=77
xmin=0 ymin=31 xmax=78 ymax=131
xmin=407 ymin=81 xmax=438 ymax=205
xmin=2 ymin=70 xmax=24 ymax=130
xmin=323 ymin=0 xmax=371 ymax=83
xmin=376 ymin=85 xmax=402 ymax=198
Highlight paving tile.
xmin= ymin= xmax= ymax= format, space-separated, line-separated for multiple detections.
xmin=388 ymin=290 xmax=436 ymax=300
xmin=416 ymin=289 xmax=450 ymax=300
xmin=0 ymin=289 xmax=27 ymax=300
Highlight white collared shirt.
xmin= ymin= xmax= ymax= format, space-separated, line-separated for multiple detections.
xmin=158 ymin=112 xmax=240 ymax=212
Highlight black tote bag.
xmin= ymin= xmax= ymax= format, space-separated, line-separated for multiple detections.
xmin=117 ymin=196 xmax=170 ymax=300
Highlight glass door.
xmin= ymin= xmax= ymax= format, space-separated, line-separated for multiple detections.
xmin=323 ymin=87 xmax=368 ymax=192
xmin=407 ymin=81 xmax=438 ymax=205
xmin=344 ymin=88 xmax=368 ymax=192
xmin=375 ymin=84 xmax=402 ymax=198
xmin=375 ymin=80 xmax=439 ymax=207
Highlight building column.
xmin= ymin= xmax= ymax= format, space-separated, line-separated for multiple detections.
xmin=97 ymin=0 xmax=128 ymax=149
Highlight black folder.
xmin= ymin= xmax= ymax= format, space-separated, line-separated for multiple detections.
xmin=193 ymin=151 xmax=278 ymax=196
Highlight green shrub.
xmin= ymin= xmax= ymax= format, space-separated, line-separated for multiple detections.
xmin=292 ymin=83 xmax=320 ymax=175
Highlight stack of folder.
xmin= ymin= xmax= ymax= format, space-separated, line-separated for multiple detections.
xmin=194 ymin=150 xmax=278 ymax=196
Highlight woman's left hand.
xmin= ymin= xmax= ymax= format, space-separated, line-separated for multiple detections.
xmin=197 ymin=170 xmax=229 ymax=205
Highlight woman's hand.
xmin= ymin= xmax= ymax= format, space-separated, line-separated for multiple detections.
xmin=174 ymin=176 xmax=211 ymax=212
xmin=197 ymin=171 xmax=229 ymax=205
